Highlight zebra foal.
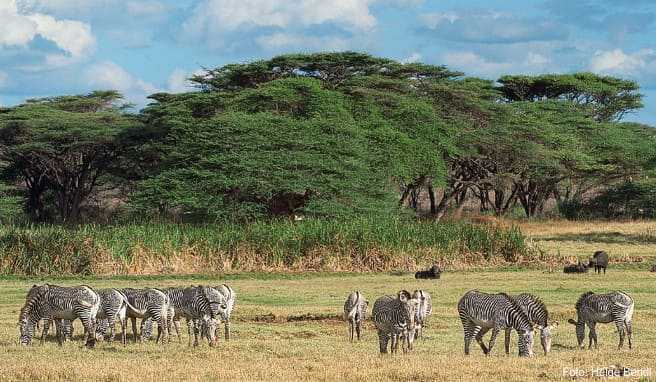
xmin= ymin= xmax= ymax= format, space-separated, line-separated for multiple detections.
xmin=567 ymin=291 xmax=634 ymax=350
xmin=458 ymin=290 xmax=534 ymax=357
xmin=18 ymin=284 xmax=100 ymax=348
xmin=504 ymin=293 xmax=558 ymax=355
xmin=372 ymin=290 xmax=420 ymax=354
xmin=343 ymin=291 xmax=368 ymax=342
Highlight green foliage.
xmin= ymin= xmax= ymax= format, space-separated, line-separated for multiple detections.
xmin=560 ymin=180 xmax=656 ymax=219
xmin=497 ymin=73 xmax=642 ymax=122
xmin=0 ymin=182 xmax=21 ymax=223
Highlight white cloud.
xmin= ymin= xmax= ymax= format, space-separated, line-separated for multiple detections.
xmin=166 ymin=68 xmax=205 ymax=93
xmin=589 ymin=49 xmax=654 ymax=75
xmin=526 ymin=52 xmax=550 ymax=66
xmin=441 ymin=51 xmax=513 ymax=78
xmin=400 ymin=52 xmax=422 ymax=64
xmin=256 ymin=33 xmax=350 ymax=51
xmin=0 ymin=0 xmax=95 ymax=68
xmin=182 ymin=0 xmax=378 ymax=47
xmin=85 ymin=61 xmax=159 ymax=108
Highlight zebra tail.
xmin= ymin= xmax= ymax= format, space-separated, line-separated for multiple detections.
xmin=115 ymin=290 xmax=141 ymax=313
xmin=347 ymin=292 xmax=361 ymax=321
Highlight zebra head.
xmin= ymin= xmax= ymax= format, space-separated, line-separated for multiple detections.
xmin=567 ymin=319 xmax=585 ymax=348
xmin=200 ymin=315 xmax=218 ymax=347
xmin=536 ymin=322 xmax=558 ymax=355
xmin=206 ymin=287 xmax=229 ymax=321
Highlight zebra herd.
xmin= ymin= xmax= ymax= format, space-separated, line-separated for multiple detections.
xmin=18 ymin=283 xmax=236 ymax=348
xmin=344 ymin=289 xmax=634 ymax=357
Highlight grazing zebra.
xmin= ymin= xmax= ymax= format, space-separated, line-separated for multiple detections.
xmin=457 ymin=290 xmax=534 ymax=357
xmin=343 ymin=291 xmax=368 ymax=342
xmin=213 ymin=284 xmax=236 ymax=340
xmin=94 ymin=289 xmax=142 ymax=345
xmin=412 ymin=290 xmax=432 ymax=339
xmin=504 ymin=293 xmax=558 ymax=355
xmin=154 ymin=286 xmax=222 ymax=347
xmin=18 ymin=284 xmax=100 ymax=348
xmin=567 ymin=291 xmax=634 ymax=350
xmin=120 ymin=288 xmax=171 ymax=344
xmin=372 ymin=290 xmax=420 ymax=354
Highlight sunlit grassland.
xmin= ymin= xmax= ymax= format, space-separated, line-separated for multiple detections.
xmin=0 ymin=269 xmax=654 ymax=381
xmin=518 ymin=219 xmax=656 ymax=263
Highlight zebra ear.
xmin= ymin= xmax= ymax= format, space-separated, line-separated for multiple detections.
xmin=398 ymin=290 xmax=411 ymax=301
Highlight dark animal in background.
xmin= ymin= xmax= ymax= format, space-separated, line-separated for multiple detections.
xmin=563 ymin=261 xmax=588 ymax=274
xmin=415 ymin=265 xmax=441 ymax=279
xmin=650 ymin=264 xmax=656 ymax=273
xmin=588 ymin=251 xmax=608 ymax=274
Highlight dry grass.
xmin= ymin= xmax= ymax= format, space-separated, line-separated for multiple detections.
xmin=0 ymin=269 xmax=655 ymax=381
xmin=515 ymin=219 xmax=656 ymax=264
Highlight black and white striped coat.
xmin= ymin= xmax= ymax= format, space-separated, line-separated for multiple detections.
xmin=458 ymin=290 xmax=534 ymax=357
xmin=504 ymin=293 xmax=558 ymax=355
xmin=568 ymin=291 xmax=634 ymax=349
xmin=412 ymin=290 xmax=432 ymax=339
xmin=120 ymin=288 xmax=171 ymax=344
xmin=18 ymin=284 xmax=100 ymax=348
xmin=372 ymin=290 xmax=419 ymax=354
xmin=212 ymin=284 xmax=236 ymax=340
xmin=343 ymin=291 xmax=368 ymax=342
xmin=161 ymin=286 xmax=222 ymax=347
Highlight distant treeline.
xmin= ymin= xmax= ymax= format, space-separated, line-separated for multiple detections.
xmin=1 ymin=52 xmax=655 ymax=224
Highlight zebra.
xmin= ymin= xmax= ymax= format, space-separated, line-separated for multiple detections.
xmin=412 ymin=290 xmax=432 ymax=339
xmin=120 ymin=288 xmax=171 ymax=344
xmin=567 ymin=291 xmax=634 ymax=350
xmin=212 ymin=284 xmax=236 ymax=340
xmin=457 ymin=290 xmax=534 ymax=357
xmin=504 ymin=293 xmax=558 ymax=355
xmin=148 ymin=286 xmax=222 ymax=347
xmin=18 ymin=284 xmax=100 ymax=348
xmin=94 ymin=289 xmax=142 ymax=345
xmin=343 ymin=291 xmax=368 ymax=342
xmin=24 ymin=285 xmax=74 ymax=343
xmin=372 ymin=290 xmax=420 ymax=354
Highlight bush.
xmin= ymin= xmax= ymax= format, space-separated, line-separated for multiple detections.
xmin=559 ymin=180 xmax=656 ymax=219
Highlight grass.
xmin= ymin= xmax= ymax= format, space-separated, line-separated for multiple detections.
xmin=0 ymin=270 xmax=655 ymax=381
xmin=0 ymin=219 xmax=529 ymax=275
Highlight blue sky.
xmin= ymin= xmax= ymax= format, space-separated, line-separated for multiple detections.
xmin=1 ymin=0 xmax=656 ymax=124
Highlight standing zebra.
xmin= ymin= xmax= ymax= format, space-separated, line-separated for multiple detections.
xmin=372 ymin=290 xmax=420 ymax=354
xmin=159 ymin=286 xmax=222 ymax=347
xmin=120 ymin=288 xmax=171 ymax=344
xmin=213 ymin=284 xmax=236 ymax=340
xmin=504 ymin=293 xmax=558 ymax=355
xmin=412 ymin=290 xmax=432 ymax=339
xmin=458 ymin=290 xmax=534 ymax=357
xmin=567 ymin=291 xmax=634 ymax=350
xmin=343 ymin=291 xmax=368 ymax=342
xmin=18 ymin=284 xmax=100 ymax=348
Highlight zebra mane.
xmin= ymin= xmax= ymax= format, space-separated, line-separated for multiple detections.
xmin=499 ymin=292 xmax=532 ymax=327
xmin=519 ymin=293 xmax=548 ymax=321
xmin=575 ymin=291 xmax=595 ymax=311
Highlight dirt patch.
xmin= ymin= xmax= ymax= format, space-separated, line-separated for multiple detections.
xmin=286 ymin=313 xmax=341 ymax=322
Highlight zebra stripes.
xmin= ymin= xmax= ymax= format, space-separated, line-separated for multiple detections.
xmin=412 ymin=290 xmax=432 ymax=339
xmin=213 ymin=284 xmax=236 ymax=340
xmin=18 ymin=284 xmax=100 ymax=348
xmin=504 ymin=293 xmax=558 ymax=355
xmin=343 ymin=291 xmax=368 ymax=342
xmin=458 ymin=290 xmax=534 ymax=357
xmin=567 ymin=291 xmax=634 ymax=350
xmin=159 ymin=286 xmax=221 ymax=347
xmin=120 ymin=288 xmax=171 ymax=344
xmin=372 ymin=290 xmax=419 ymax=354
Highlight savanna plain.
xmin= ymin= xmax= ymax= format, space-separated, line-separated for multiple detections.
xmin=1 ymin=220 xmax=655 ymax=382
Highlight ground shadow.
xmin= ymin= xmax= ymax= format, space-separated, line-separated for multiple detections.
xmin=539 ymin=232 xmax=656 ymax=244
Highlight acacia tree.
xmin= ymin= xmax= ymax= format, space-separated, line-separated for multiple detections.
xmin=0 ymin=91 xmax=140 ymax=223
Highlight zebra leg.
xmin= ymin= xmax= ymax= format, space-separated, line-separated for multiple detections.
xmin=588 ymin=323 xmax=597 ymax=349
xmin=626 ymin=320 xmax=633 ymax=349
xmin=475 ymin=327 xmax=490 ymax=355
xmin=487 ymin=327 xmax=500 ymax=355
xmin=377 ymin=330 xmax=389 ymax=354
xmin=121 ymin=317 xmax=127 ymax=346
xmin=390 ymin=333 xmax=398 ymax=354
xmin=615 ymin=320 xmax=625 ymax=349
xmin=130 ymin=317 xmax=138 ymax=343
xmin=40 ymin=319 xmax=51 ymax=345
xmin=504 ymin=328 xmax=511 ymax=355
xmin=461 ymin=319 xmax=477 ymax=355
xmin=348 ymin=320 xmax=354 ymax=342
xmin=355 ymin=321 xmax=361 ymax=341
xmin=79 ymin=315 xmax=96 ymax=348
